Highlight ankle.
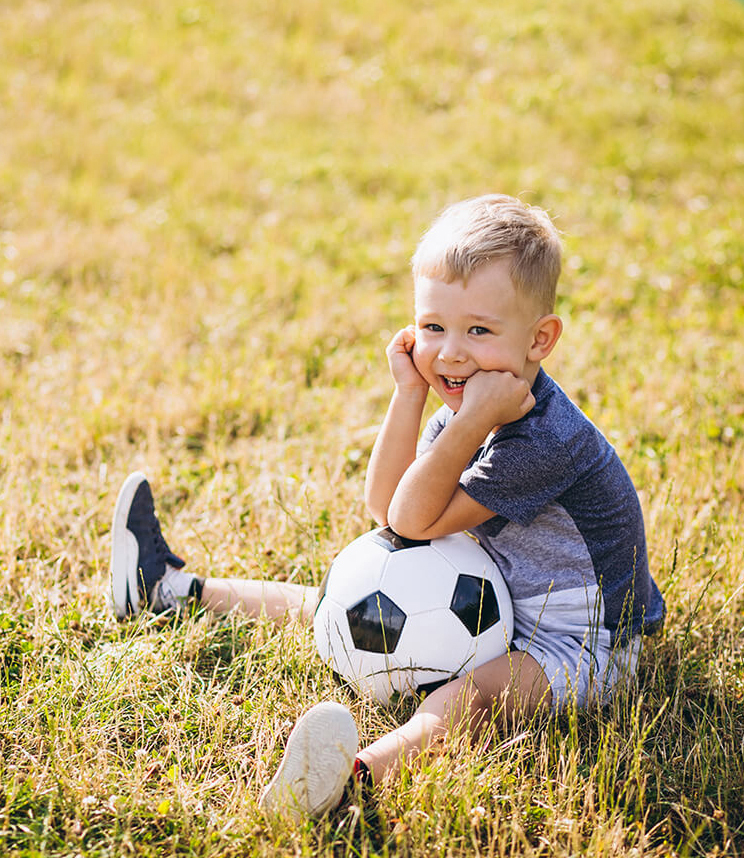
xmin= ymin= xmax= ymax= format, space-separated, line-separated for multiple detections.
xmin=189 ymin=575 xmax=205 ymax=601
xmin=353 ymin=756 xmax=372 ymax=785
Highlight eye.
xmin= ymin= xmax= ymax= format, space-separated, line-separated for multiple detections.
xmin=421 ymin=323 xmax=444 ymax=332
xmin=469 ymin=325 xmax=491 ymax=335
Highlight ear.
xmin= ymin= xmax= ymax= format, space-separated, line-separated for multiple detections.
xmin=527 ymin=314 xmax=562 ymax=362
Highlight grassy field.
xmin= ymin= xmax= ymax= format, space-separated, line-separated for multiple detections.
xmin=1 ymin=0 xmax=743 ymax=854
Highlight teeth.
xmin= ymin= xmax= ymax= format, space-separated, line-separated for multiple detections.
xmin=443 ymin=376 xmax=467 ymax=387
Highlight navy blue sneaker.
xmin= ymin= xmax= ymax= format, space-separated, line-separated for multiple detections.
xmin=110 ymin=472 xmax=188 ymax=619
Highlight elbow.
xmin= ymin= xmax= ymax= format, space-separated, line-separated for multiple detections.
xmin=386 ymin=508 xmax=429 ymax=542
xmin=364 ymin=494 xmax=389 ymax=529
xmin=368 ymin=508 xmax=388 ymax=529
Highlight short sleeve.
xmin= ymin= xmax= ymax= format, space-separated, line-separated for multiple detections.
xmin=417 ymin=405 xmax=453 ymax=456
xmin=459 ymin=427 xmax=577 ymax=526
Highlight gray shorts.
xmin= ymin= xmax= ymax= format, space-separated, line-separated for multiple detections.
xmin=512 ymin=629 xmax=642 ymax=712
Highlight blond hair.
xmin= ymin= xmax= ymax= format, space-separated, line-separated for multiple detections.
xmin=411 ymin=194 xmax=562 ymax=313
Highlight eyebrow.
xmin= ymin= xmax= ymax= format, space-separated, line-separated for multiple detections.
xmin=415 ymin=312 xmax=503 ymax=325
xmin=469 ymin=314 xmax=501 ymax=323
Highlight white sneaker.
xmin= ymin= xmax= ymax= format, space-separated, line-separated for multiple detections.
xmin=259 ymin=701 xmax=358 ymax=821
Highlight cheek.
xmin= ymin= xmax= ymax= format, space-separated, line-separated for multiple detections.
xmin=412 ymin=340 xmax=428 ymax=374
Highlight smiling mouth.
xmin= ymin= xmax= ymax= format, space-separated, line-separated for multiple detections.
xmin=442 ymin=375 xmax=468 ymax=391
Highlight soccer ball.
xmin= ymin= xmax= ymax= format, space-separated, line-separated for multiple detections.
xmin=313 ymin=527 xmax=513 ymax=704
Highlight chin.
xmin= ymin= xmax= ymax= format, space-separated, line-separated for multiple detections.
xmin=439 ymin=391 xmax=464 ymax=412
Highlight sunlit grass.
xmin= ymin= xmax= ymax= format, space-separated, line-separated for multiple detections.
xmin=1 ymin=0 xmax=743 ymax=854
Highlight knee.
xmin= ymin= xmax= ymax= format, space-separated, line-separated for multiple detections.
xmin=417 ymin=674 xmax=490 ymax=725
xmin=407 ymin=710 xmax=449 ymax=743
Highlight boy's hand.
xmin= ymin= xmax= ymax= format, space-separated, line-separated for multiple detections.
xmin=459 ymin=370 xmax=535 ymax=431
xmin=386 ymin=326 xmax=429 ymax=396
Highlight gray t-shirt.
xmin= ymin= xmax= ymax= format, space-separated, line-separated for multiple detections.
xmin=418 ymin=369 xmax=665 ymax=646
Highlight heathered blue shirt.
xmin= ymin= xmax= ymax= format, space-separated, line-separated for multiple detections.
xmin=418 ymin=369 xmax=666 ymax=646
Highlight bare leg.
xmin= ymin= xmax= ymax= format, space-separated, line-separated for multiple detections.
xmin=357 ymin=650 xmax=551 ymax=783
xmin=200 ymin=578 xmax=319 ymax=624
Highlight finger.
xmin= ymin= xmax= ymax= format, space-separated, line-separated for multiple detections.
xmin=387 ymin=328 xmax=407 ymax=352
xmin=520 ymin=391 xmax=536 ymax=414
xmin=400 ymin=327 xmax=416 ymax=353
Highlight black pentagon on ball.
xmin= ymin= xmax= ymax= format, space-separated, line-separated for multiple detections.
xmin=449 ymin=574 xmax=500 ymax=637
xmin=370 ymin=526 xmax=431 ymax=552
xmin=347 ymin=590 xmax=406 ymax=653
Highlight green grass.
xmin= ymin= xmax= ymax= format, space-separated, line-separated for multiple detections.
xmin=1 ymin=0 xmax=743 ymax=854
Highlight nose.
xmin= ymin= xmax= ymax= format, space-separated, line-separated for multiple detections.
xmin=438 ymin=334 xmax=466 ymax=364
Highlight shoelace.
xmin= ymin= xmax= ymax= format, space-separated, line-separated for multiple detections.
xmin=138 ymin=518 xmax=171 ymax=608
xmin=149 ymin=517 xmax=170 ymax=561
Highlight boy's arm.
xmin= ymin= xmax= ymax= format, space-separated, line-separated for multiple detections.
xmin=387 ymin=370 xmax=534 ymax=540
xmin=364 ymin=388 xmax=428 ymax=526
xmin=364 ymin=327 xmax=429 ymax=526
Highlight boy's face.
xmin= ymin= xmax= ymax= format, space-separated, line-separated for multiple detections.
xmin=413 ymin=258 xmax=543 ymax=413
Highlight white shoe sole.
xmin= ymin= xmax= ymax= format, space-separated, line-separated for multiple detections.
xmin=110 ymin=471 xmax=148 ymax=620
xmin=259 ymin=701 xmax=358 ymax=821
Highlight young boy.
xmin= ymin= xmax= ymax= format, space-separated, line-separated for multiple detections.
xmin=110 ymin=194 xmax=665 ymax=821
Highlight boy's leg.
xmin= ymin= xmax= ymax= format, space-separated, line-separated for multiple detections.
xmin=200 ymin=578 xmax=318 ymax=623
xmin=110 ymin=472 xmax=317 ymax=622
xmin=261 ymin=651 xmax=551 ymax=820
xmin=356 ymin=650 xmax=551 ymax=783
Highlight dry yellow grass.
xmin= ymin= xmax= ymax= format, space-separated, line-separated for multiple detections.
xmin=1 ymin=0 xmax=743 ymax=854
